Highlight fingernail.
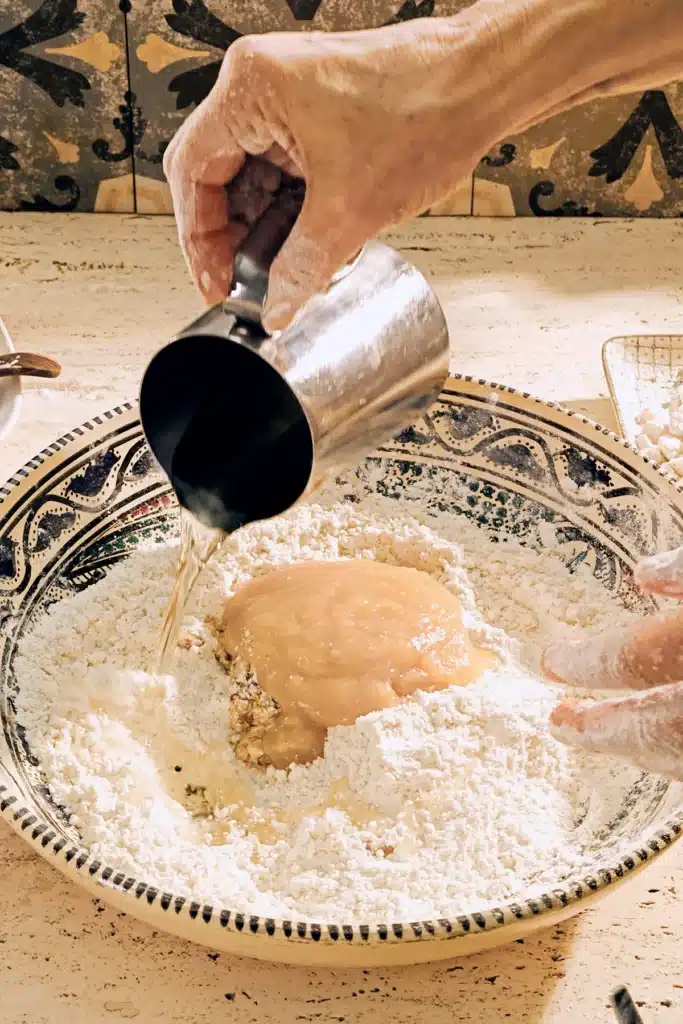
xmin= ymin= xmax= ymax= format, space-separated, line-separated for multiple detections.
xmin=551 ymin=688 xmax=683 ymax=777
xmin=262 ymin=274 xmax=288 ymax=330
xmin=262 ymin=301 xmax=292 ymax=334
xmin=548 ymin=702 xmax=581 ymax=745
xmin=199 ymin=270 xmax=213 ymax=296
xmin=263 ymin=279 xmax=301 ymax=333
xmin=197 ymin=269 xmax=228 ymax=306
xmin=549 ymin=699 xmax=606 ymax=752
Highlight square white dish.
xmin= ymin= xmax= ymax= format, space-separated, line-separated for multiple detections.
xmin=602 ymin=334 xmax=683 ymax=446
xmin=0 ymin=317 xmax=23 ymax=441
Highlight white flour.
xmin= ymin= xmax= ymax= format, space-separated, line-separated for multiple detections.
xmin=634 ymin=372 xmax=683 ymax=475
xmin=15 ymin=495 xmax=643 ymax=921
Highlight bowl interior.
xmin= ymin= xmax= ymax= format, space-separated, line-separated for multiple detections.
xmin=1 ymin=380 xmax=683 ymax=926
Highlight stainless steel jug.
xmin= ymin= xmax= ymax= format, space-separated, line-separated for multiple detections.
xmin=140 ymin=174 xmax=449 ymax=532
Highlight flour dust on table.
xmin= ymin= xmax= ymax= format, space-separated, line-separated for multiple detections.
xmin=15 ymin=490 xmax=643 ymax=922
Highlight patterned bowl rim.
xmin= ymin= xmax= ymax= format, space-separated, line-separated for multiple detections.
xmin=1 ymin=374 xmax=682 ymax=952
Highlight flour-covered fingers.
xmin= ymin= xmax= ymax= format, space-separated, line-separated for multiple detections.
xmin=635 ymin=546 xmax=683 ymax=599
xmin=550 ymin=684 xmax=683 ymax=779
xmin=542 ymin=608 xmax=683 ymax=691
xmin=542 ymin=545 xmax=683 ymax=689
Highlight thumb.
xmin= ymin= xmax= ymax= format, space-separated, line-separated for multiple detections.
xmin=262 ymin=199 xmax=361 ymax=333
xmin=549 ymin=684 xmax=683 ymax=779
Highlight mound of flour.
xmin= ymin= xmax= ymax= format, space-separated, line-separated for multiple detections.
xmin=15 ymin=496 xmax=642 ymax=921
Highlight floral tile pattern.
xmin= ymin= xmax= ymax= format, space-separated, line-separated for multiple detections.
xmin=124 ymin=0 xmax=472 ymax=213
xmin=1 ymin=0 xmax=682 ymax=216
xmin=475 ymin=86 xmax=683 ymax=218
xmin=1 ymin=0 xmax=134 ymax=212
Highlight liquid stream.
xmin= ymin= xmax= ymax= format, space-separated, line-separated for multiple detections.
xmin=155 ymin=508 xmax=226 ymax=673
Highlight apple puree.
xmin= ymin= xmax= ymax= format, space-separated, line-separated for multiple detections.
xmin=220 ymin=560 xmax=496 ymax=768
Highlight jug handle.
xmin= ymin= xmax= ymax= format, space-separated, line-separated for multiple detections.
xmin=227 ymin=172 xmax=305 ymax=328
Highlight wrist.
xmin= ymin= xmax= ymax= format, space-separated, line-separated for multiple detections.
xmin=428 ymin=0 xmax=683 ymax=149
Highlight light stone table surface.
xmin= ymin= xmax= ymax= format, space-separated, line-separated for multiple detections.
xmin=1 ymin=213 xmax=683 ymax=1023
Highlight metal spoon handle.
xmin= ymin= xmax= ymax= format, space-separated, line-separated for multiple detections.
xmin=612 ymin=987 xmax=644 ymax=1024
xmin=0 ymin=352 xmax=61 ymax=379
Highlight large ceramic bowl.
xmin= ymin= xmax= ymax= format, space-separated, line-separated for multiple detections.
xmin=1 ymin=378 xmax=682 ymax=967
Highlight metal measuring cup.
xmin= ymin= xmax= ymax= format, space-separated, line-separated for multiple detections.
xmin=140 ymin=168 xmax=449 ymax=532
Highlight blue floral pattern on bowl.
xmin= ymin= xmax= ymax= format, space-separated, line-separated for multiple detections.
xmin=0 ymin=379 xmax=682 ymax=965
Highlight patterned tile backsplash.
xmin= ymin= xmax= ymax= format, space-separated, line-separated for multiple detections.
xmin=1 ymin=0 xmax=682 ymax=216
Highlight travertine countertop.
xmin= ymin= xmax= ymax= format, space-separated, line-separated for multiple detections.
xmin=1 ymin=213 xmax=683 ymax=1023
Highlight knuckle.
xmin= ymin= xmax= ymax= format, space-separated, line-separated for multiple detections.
xmin=162 ymin=123 xmax=192 ymax=184
xmin=220 ymin=33 xmax=290 ymax=94
xmin=162 ymin=114 xmax=203 ymax=186
xmin=222 ymin=35 xmax=270 ymax=81
xmin=161 ymin=141 xmax=176 ymax=181
xmin=222 ymin=34 xmax=253 ymax=71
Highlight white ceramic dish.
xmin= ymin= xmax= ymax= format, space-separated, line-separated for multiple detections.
xmin=602 ymin=334 xmax=683 ymax=445
xmin=1 ymin=379 xmax=682 ymax=966
xmin=0 ymin=318 xmax=23 ymax=441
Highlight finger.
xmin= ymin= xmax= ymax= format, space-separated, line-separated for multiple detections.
xmin=263 ymin=195 xmax=363 ymax=332
xmin=264 ymin=142 xmax=301 ymax=178
xmin=635 ymin=547 xmax=683 ymax=599
xmin=184 ymin=188 xmax=242 ymax=306
xmin=164 ymin=98 xmax=249 ymax=304
xmin=227 ymin=156 xmax=282 ymax=228
xmin=550 ymin=684 xmax=683 ymax=779
xmin=542 ymin=607 xmax=683 ymax=691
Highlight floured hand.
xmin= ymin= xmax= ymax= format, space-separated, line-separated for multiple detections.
xmin=163 ymin=0 xmax=683 ymax=333
xmin=162 ymin=20 xmax=501 ymax=333
xmin=543 ymin=548 xmax=683 ymax=779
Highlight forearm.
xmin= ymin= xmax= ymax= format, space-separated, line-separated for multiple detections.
xmin=386 ymin=0 xmax=683 ymax=156
xmin=476 ymin=0 xmax=683 ymax=133
xmin=502 ymin=0 xmax=683 ymax=134
xmin=166 ymin=0 xmax=683 ymax=327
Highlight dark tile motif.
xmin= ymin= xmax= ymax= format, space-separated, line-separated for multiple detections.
xmin=1 ymin=0 xmax=682 ymax=214
xmin=1 ymin=0 xmax=134 ymax=211
xmin=476 ymin=85 xmax=683 ymax=217
xmin=124 ymin=0 xmax=447 ymax=210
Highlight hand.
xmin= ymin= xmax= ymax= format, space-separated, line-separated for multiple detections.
xmin=543 ymin=547 xmax=683 ymax=779
xmin=162 ymin=15 xmax=527 ymax=333
xmin=163 ymin=1 xmax=683 ymax=333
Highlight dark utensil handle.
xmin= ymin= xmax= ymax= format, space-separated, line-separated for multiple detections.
xmin=0 ymin=352 xmax=62 ymax=379
xmin=612 ymin=987 xmax=645 ymax=1024
xmin=234 ymin=177 xmax=305 ymax=279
